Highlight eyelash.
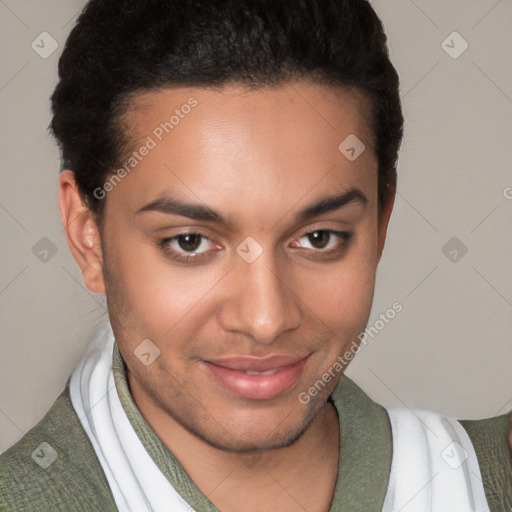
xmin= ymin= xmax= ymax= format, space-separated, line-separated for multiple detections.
xmin=158 ymin=229 xmax=354 ymax=264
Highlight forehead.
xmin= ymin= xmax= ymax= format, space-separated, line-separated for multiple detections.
xmin=107 ymin=81 xmax=378 ymax=226
xmin=123 ymin=81 xmax=374 ymax=150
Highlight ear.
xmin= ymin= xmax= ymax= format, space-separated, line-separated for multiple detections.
xmin=377 ymin=184 xmax=396 ymax=261
xmin=59 ymin=170 xmax=106 ymax=294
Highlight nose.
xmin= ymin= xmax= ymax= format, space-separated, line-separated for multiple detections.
xmin=217 ymin=251 xmax=302 ymax=345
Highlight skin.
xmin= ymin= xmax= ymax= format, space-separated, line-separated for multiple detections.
xmin=59 ymin=80 xmax=395 ymax=511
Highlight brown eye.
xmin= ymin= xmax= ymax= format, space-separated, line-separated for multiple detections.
xmin=307 ymin=231 xmax=331 ymax=249
xmin=159 ymin=232 xmax=219 ymax=263
xmin=295 ymin=230 xmax=352 ymax=252
xmin=176 ymin=234 xmax=203 ymax=252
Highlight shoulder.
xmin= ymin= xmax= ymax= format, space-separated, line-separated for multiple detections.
xmin=0 ymin=385 xmax=117 ymax=512
xmin=379 ymin=406 xmax=512 ymax=512
xmin=459 ymin=410 xmax=512 ymax=511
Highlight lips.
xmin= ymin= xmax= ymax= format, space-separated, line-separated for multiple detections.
xmin=202 ymin=354 xmax=309 ymax=400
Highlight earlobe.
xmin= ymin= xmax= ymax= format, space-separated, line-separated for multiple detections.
xmin=377 ymin=185 xmax=396 ymax=261
xmin=59 ymin=170 xmax=106 ymax=294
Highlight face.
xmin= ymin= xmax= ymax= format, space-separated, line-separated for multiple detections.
xmin=90 ymin=81 xmax=392 ymax=451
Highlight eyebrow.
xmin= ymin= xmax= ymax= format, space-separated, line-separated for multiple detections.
xmin=136 ymin=187 xmax=367 ymax=229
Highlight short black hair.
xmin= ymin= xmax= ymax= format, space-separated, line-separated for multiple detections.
xmin=51 ymin=0 xmax=403 ymax=223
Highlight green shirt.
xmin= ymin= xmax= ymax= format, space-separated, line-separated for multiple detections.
xmin=1 ymin=342 xmax=511 ymax=511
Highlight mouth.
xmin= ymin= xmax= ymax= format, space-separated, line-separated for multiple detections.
xmin=201 ymin=354 xmax=310 ymax=400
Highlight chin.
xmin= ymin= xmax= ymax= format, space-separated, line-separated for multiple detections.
xmin=171 ymin=398 xmax=322 ymax=454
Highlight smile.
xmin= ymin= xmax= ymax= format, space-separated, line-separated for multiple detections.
xmin=201 ymin=354 xmax=310 ymax=400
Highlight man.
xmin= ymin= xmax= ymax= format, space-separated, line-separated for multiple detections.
xmin=1 ymin=0 xmax=511 ymax=510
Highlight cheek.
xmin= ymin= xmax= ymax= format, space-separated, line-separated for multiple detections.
xmin=304 ymin=269 xmax=375 ymax=350
xmin=296 ymin=229 xmax=378 ymax=334
xmin=106 ymin=232 xmax=223 ymax=339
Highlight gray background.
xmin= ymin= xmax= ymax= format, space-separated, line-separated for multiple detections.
xmin=1 ymin=0 xmax=511 ymax=453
